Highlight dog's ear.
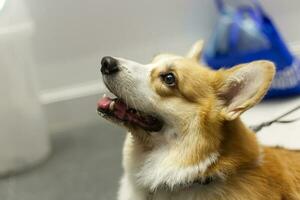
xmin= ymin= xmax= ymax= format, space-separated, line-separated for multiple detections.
xmin=218 ymin=61 xmax=275 ymax=120
xmin=186 ymin=40 xmax=204 ymax=61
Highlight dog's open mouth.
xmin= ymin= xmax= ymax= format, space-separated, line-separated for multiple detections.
xmin=97 ymin=95 xmax=163 ymax=132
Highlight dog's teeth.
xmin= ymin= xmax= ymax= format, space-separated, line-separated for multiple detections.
xmin=109 ymin=101 xmax=115 ymax=111
xmin=98 ymin=111 xmax=105 ymax=117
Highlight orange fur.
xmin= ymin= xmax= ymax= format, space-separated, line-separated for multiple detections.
xmin=104 ymin=41 xmax=300 ymax=200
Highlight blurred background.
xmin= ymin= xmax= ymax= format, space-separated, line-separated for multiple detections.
xmin=1 ymin=0 xmax=300 ymax=199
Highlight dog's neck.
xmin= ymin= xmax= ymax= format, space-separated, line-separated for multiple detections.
xmin=206 ymin=118 xmax=261 ymax=178
xmin=130 ymin=118 xmax=261 ymax=192
xmin=176 ymin=118 xmax=261 ymax=190
xmin=175 ymin=116 xmax=261 ymax=180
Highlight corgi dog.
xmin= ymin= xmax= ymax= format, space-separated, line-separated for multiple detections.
xmin=97 ymin=41 xmax=300 ymax=200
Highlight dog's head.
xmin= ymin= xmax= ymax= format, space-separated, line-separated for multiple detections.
xmin=98 ymin=40 xmax=275 ymax=154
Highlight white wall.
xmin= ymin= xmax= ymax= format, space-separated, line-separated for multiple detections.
xmin=20 ymin=0 xmax=300 ymax=131
xmin=24 ymin=0 xmax=300 ymax=92
xmin=25 ymin=0 xmax=216 ymax=92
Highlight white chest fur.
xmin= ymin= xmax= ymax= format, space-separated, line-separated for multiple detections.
xmin=119 ymin=135 xmax=220 ymax=200
xmin=134 ymin=146 xmax=219 ymax=191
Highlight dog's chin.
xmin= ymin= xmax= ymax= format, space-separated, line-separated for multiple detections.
xmin=97 ymin=94 xmax=164 ymax=132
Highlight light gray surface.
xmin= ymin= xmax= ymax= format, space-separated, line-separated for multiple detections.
xmin=1 ymin=97 xmax=300 ymax=200
xmin=21 ymin=0 xmax=300 ymax=91
xmin=0 ymin=120 xmax=125 ymax=200
xmin=26 ymin=0 xmax=215 ymax=90
xmin=243 ymin=96 xmax=300 ymax=149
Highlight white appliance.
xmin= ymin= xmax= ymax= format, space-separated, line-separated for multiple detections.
xmin=0 ymin=0 xmax=50 ymax=176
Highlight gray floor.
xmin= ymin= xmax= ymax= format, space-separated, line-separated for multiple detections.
xmin=0 ymin=120 xmax=125 ymax=200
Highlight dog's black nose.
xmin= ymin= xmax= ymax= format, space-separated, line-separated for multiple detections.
xmin=101 ymin=56 xmax=119 ymax=75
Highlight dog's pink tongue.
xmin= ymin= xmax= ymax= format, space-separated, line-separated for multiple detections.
xmin=97 ymin=97 xmax=143 ymax=124
xmin=97 ymin=97 xmax=112 ymax=110
xmin=97 ymin=96 xmax=128 ymax=120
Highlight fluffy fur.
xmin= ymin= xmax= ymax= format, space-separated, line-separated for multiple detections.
xmin=100 ymin=40 xmax=300 ymax=200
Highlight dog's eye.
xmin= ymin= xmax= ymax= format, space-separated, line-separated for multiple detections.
xmin=161 ymin=73 xmax=176 ymax=86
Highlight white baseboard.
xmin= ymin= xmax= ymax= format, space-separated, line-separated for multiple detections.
xmin=39 ymin=80 xmax=106 ymax=105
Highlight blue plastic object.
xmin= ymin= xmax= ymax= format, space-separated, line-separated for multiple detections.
xmin=203 ymin=0 xmax=300 ymax=98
